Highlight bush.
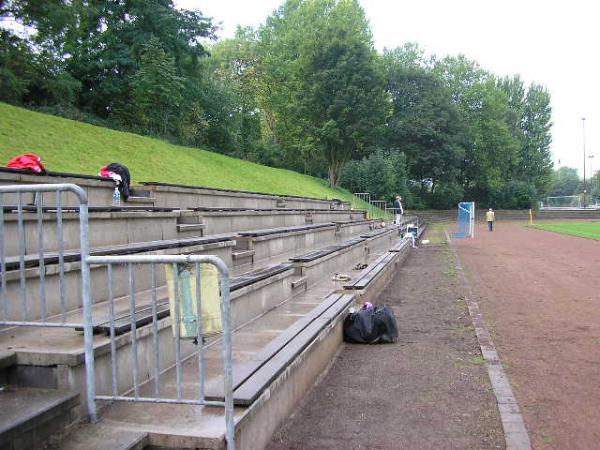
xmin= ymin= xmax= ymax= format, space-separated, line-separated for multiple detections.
xmin=429 ymin=182 xmax=464 ymax=209
xmin=494 ymin=181 xmax=538 ymax=209
xmin=340 ymin=150 xmax=410 ymax=203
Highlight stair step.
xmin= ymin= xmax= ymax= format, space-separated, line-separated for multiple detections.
xmin=125 ymin=195 xmax=155 ymax=205
xmin=56 ymin=422 xmax=148 ymax=450
xmin=291 ymin=276 xmax=308 ymax=289
xmin=0 ymin=351 xmax=16 ymax=371
xmin=0 ymin=386 xmax=79 ymax=449
xmin=232 ymin=250 xmax=255 ymax=260
xmin=176 ymin=223 xmax=206 ymax=233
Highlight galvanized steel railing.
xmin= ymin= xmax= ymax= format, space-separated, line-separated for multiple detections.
xmin=86 ymin=254 xmax=235 ymax=449
xmin=0 ymin=183 xmax=97 ymax=444
xmin=0 ymin=183 xmax=91 ymax=327
xmin=0 ymin=184 xmax=235 ymax=449
xmin=353 ymin=193 xmax=395 ymax=221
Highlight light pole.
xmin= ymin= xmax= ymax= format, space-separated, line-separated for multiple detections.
xmin=590 ymin=154 xmax=595 ymax=204
xmin=582 ymin=117 xmax=587 ymax=208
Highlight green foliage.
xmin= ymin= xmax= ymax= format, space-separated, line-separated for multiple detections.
xmin=0 ymin=1 xmax=554 ymax=209
xmin=384 ymin=44 xmax=465 ymax=191
xmin=339 ymin=149 xmax=411 ymax=205
xmin=340 ymin=150 xmax=393 ymax=200
xmin=549 ymin=167 xmax=581 ymax=196
xmin=521 ymin=84 xmax=553 ymax=193
xmin=591 ymin=170 xmax=600 ymax=201
xmin=130 ymin=37 xmax=184 ymax=136
xmin=258 ymin=0 xmax=390 ymax=186
xmin=493 ymin=180 xmax=538 ymax=209
xmin=429 ymin=181 xmax=465 ymax=209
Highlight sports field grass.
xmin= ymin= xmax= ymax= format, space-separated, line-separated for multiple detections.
xmin=529 ymin=221 xmax=600 ymax=240
xmin=0 ymin=102 xmax=374 ymax=210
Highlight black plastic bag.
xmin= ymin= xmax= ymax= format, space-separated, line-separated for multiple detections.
xmin=343 ymin=305 xmax=399 ymax=344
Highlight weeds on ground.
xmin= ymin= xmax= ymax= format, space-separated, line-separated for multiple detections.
xmin=539 ymin=431 xmax=553 ymax=445
xmin=471 ymin=356 xmax=486 ymax=366
xmin=452 ymin=323 xmax=475 ymax=335
xmin=424 ymin=223 xmax=448 ymax=244
xmin=442 ymin=247 xmax=457 ymax=278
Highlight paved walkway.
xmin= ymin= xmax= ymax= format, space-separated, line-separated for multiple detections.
xmin=268 ymin=227 xmax=505 ymax=449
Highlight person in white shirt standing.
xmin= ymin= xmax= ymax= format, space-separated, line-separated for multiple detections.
xmin=393 ymin=195 xmax=403 ymax=225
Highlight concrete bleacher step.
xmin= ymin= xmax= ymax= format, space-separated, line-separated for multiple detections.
xmin=290 ymin=276 xmax=308 ymax=290
xmin=231 ymin=249 xmax=255 ymax=265
xmin=1 ymin=235 xmax=235 ymax=323
xmin=125 ymin=188 xmax=155 ymax=206
xmin=95 ymin=281 xmax=357 ymax=449
xmin=0 ymin=168 xmax=350 ymax=210
xmin=205 ymin=292 xmax=354 ymax=405
xmin=344 ymin=251 xmax=398 ymax=291
xmin=0 ymin=206 xmax=363 ymax=258
xmin=176 ymin=223 xmax=206 ymax=233
xmin=0 ymin=386 xmax=80 ymax=450
xmin=0 ymin=200 xmax=412 ymax=445
xmin=0 ymin=351 xmax=16 ymax=371
xmin=55 ymin=422 xmax=148 ymax=450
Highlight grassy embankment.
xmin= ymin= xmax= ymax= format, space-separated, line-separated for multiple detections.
xmin=529 ymin=222 xmax=600 ymax=240
xmin=0 ymin=102 xmax=385 ymax=215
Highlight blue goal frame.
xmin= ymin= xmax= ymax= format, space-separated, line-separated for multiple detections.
xmin=454 ymin=201 xmax=475 ymax=238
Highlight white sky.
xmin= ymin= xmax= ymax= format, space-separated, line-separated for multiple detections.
xmin=188 ymin=1 xmax=599 ymax=177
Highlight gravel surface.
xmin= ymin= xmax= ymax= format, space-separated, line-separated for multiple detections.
xmin=268 ymin=226 xmax=504 ymax=450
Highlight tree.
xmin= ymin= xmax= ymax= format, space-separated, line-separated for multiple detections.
xmin=520 ymin=84 xmax=553 ymax=194
xmin=205 ymin=28 xmax=264 ymax=160
xmin=433 ymin=56 xmax=522 ymax=205
xmin=549 ymin=167 xmax=580 ymax=196
xmin=340 ymin=149 xmax=410 ymax=203
xmin=0 ymin=30 xmax=35 ymax=104
xmin=383 ymin=45 xmax=465 ymax=200
xmin=258 ymin=0 xmax=390 ymax=186
xmin=3 ymin=0 xmax=214 ymax=121
xmin=130 ymin=37 xmax=184 ymax=136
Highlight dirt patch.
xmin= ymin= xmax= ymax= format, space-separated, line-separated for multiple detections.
xmin=454 ymin=222 xmax=600 ymax=449
xmin=268 ymin=226 xmax=504 ymax=450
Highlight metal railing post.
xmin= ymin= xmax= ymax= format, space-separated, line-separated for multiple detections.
xmin=79 ymin=195 xmax=97 ymax=422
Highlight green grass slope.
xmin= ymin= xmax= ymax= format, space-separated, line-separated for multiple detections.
xmin=529 ymin=221 xmax=600 ymax=240
xmin=0 ymin=102 xmax=355 ymax=202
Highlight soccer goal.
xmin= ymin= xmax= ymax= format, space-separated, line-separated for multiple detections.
xmin=454 ymin=201 xmax=475 ymax=238
xmin=542 ymin=195 xmax=581 ymax=209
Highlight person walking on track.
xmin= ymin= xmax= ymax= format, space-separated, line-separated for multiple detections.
xmin=486 ymin=208 xmax=495 ymax=231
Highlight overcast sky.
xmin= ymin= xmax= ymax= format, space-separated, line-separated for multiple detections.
xmin=185 ymin=0 xmax=599 ymax=177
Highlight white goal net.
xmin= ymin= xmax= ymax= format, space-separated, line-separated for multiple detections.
xmin=542 ymin=195 xmax=581 ymax=209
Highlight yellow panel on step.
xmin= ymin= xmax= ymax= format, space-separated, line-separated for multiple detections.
xmin=165 ymin=263 xmax=222 ymax=339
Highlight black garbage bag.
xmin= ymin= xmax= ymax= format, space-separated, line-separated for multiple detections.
xmin=343 ymin=305 xmax=398 ymax=344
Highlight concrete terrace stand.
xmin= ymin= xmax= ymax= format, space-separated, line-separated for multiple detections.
xmin=0 ymin=172 xmax=421 ymax=450
xmin=0 ymin=169 xmax=350 ymax=210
